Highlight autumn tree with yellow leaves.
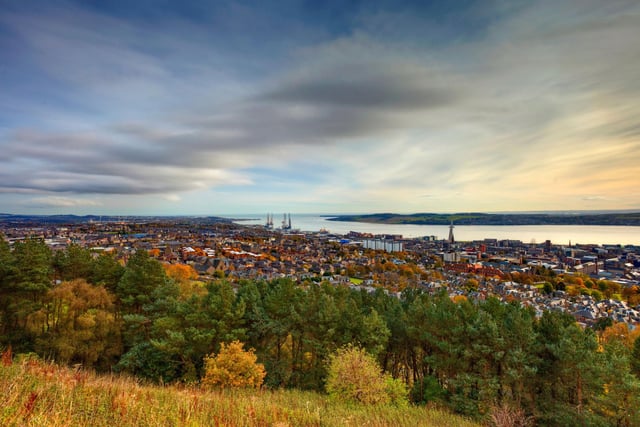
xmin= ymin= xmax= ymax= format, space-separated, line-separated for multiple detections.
xmin=202 ymin=341 xmax=266 ymax=389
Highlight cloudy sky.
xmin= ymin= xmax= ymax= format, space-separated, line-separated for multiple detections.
xmin=1 ymin=0 xmax=639 ymax=215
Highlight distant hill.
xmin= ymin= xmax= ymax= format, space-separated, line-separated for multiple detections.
xmin=0 ymin=214 xmax=232 ymax=224
xmin=328 ymin=212 xmax=640 ymax=226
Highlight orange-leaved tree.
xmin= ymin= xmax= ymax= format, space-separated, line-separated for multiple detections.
xmin=600 ymin=322 xmax=640 ymax=350
xmin=163 ymin=263 xmax=204 ymax=298
xmin=164 ymin=264 xmax=198 ymax=284
xmin=201 ymin=340 xmax=265 ymax=389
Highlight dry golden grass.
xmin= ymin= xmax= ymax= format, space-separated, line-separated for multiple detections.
xmin=0 ymin=354 xmax=480 ymax=427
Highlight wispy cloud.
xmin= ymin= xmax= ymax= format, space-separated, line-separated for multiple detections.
xmin=0 ymin=0 xmax=638 ymax=213
xmin=22 ymin=196 xmax=102 ymax=208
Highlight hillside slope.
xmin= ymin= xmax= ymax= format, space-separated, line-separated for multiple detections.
xmin=0 ymin=356 xmax=480 ymax=427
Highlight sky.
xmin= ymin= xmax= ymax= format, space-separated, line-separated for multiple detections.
xmin=1 ymin=0 xmax=639 ymax=215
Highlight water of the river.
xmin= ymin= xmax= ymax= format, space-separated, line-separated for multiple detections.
xmin=228 ymin=214 xmax=640 ymax=246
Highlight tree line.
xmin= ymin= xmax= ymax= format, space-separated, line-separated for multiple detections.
xmin=1 ymin=238 xmax=640 ymax=425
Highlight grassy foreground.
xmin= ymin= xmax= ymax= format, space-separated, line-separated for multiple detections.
xmin=1 ymin=357 xmax=480 ymax=427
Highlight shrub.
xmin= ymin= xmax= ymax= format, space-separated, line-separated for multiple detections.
xmin=325 ymin=344 xmax=407 ymax=406
xmin=489 ymin=403 xmax=534 ymax=427
xmin=202 ymin=340 xmax=265 ymax=389
xmin=384 ymin=374 xmax=409 ymax=407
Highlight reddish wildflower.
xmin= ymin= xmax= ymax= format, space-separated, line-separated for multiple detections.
xmin=23 ymin=392 xmax=38 ymax=419
xmin=1 ymin=345 xmax=12 ymax=366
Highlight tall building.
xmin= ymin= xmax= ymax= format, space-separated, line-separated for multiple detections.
xmin=448 ymin=221 xmax=455 ymax=244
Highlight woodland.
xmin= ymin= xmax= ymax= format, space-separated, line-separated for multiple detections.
xmin=1 ymin=238 xmax=640 ymax=426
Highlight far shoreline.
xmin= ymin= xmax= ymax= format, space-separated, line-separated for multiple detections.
xmin=327 ymin=212 xmax=640 ymax=227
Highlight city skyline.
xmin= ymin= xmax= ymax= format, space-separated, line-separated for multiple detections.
xmin=1 ymin=0 xmax=639 ymax=215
